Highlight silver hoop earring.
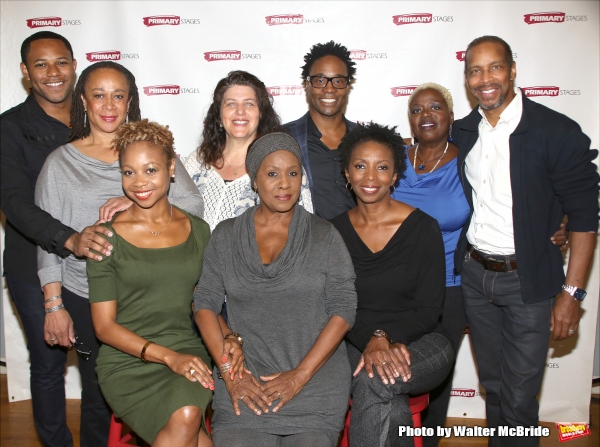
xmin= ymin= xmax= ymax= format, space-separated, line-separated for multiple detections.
xmin=389 ymin=185 xmax=396 ymax=194
xmin=410 ymin=134 xmax=414 ymax=146
xmin=346 ymin=182 xmax=353 ymax=191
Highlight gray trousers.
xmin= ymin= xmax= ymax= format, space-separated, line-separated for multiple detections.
xmin=347 ymin=333 xmax=454 ymax=447
xmin=461 ymin=254 xmax=553 ymax=447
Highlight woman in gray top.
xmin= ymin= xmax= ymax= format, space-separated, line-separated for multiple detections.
xmin=35 ymin=61 xmax=203 ymax=447
xmin=194 ymin=132 xmax=357 ymax=447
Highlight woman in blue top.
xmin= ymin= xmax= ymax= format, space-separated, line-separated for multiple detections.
xmin=392 ymin=83 xmax=568 ymax=447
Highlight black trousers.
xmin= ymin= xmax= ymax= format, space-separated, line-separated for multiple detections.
xmin=461 ymin=254 xmax=552 ymax=447
xmin=6 ymin=274 xmax=111 ymax=447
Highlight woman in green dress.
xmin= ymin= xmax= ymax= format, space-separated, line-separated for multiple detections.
xmin=87 ymin=120 xmax=213 ymax=447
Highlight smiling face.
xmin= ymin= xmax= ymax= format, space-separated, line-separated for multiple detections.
xmin=465 ymin=41 xmax=516 ymax=113
xmin=254 ymin=150 xmax=302 ymax=214
xmin=120 ymin=141 xmax=174 ymax=209
xmin=345 ymin=141 xmax=397 ymax=205
xmin=306 ymin=55 xmax=350 ymax=119
xmin=81 ymin=68 xmax=130 ymax=135
xmin=220 ymin=85 xmax=261 ymax=142
xmin=20 ymin=39 xmax=77 ymax=107
xmin=409 ymin=88 xmax=454 ymax=145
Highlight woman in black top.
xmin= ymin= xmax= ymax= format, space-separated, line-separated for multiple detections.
xmin=330 ymin=123 xmax=454 ymax=447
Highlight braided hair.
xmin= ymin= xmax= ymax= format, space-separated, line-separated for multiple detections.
xmin=69 ymin=61 xmax=141 ymax=142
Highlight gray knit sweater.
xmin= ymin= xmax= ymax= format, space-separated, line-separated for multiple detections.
xmin=194 ymin=205 xmax=357 ymax=436
xmin=35 ymin=143 xmax=204 ymax=298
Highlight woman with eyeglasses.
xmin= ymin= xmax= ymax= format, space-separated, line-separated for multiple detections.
xmin=34 ymin=62 xmax=204 ymax=447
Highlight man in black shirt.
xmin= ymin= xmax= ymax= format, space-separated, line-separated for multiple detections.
xmin=284 ymin=41 xmax=358 ymax=220
xmin=1 ymin=31 xmax=112 ymax=447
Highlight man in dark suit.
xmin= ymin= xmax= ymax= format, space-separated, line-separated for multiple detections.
xmin=453 ymin=35 xmax=598 ymax=447
xmin=284 ymin=41 xmax=358 ymax=220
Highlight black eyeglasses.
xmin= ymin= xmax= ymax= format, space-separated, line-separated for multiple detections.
xmin=306 ymin=76 xmax=350 ymax=89
xmin=72 ymin=331 xmax=92 ymax=362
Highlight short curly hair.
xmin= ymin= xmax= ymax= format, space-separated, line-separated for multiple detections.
xmin=69 ymin=61 xmax=141 ymax=142
xmin=339 ymin=122 xmax=407 ymax=177
xmin=112 ymin=119 xmax=176 ymax=168
xmin=407 ymin=82 xmax=454 ymax=114
xmin=300 ymin=41 xmax=356 ymax=81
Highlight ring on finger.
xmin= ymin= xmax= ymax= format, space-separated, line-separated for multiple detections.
xmin=189 ymin=368 xmax=196 ymax=376
xmin=568 ymin=329 xmax=576 ymax=334
xmin=239 ymin=395 xmax=244 ymax=401
xmin=381 ymin=361 xmax=388 ymax=367
xmin=277 ymin=392 xmax=282 ymax=398
xmin=49 ymin=338 xmax=57 ymax=342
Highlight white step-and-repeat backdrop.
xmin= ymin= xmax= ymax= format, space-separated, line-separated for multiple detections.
xmin=1 ymin=1 xmax=599 ymax=423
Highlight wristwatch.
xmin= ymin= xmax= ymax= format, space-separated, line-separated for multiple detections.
xmin=373 ymin=329 xmax=391 ymax=343
xmin=224 ymin=332 xmax=244 ymax=347
xmin=562 ymin=284 xmax=587 ymax=301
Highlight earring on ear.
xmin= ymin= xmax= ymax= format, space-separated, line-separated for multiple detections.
xmin=345 ymin=182 xmax=353 ymax=191
xmin=448 ymin=124 xmax=453 ymax=142
xmin=219 ymin=122 xmax=223 ymax=128
xmin=389 ymin=184 xmax=396 ymax=194
xmin=410 ymin=133 xmax=414 ymax=146
xmin=126 ymin=113 xmax=129 ymax=124
xmin=84 ymin=111 xmax=87 ymax=128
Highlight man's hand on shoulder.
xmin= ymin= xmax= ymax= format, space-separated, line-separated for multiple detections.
xmin=64 ymin=224 xmax=113 ymax=261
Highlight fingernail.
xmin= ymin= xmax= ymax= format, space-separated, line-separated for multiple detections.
xmin=97 ymin=256 xmax=103 ymax=261
xmin=256 ymin=410 xmax=261 ymax=415
xmin=383 ymin=379 xmax=388 ymax=384
xmin=107 ymin=232 xmax=113 ymax=237
xmin=222 ymin=357 xmax=227 ymax=363
xmin=390 ymin=379 xmax=395 ymax=384
xmin=368 ymin=373 xmax=373 ymax=378
xmin=210 ymin=385 xmax=214 ymax=390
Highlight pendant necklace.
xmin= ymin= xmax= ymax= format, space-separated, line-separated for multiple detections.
xmin=413 ymin=142 xmax=449 ymax=173
xmin=127 ymin=204 xmax=173 ymax=236
xmin=224 ymin=157 xmax=245 ymax=176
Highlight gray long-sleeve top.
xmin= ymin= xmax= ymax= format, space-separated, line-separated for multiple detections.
xmin=35 ymin=143 xmax=204 ymax=298
xmin=194 ymin=205 xmax=357 ymax=435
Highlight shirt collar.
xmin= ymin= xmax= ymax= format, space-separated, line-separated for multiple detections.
xmin=478 ymin=87 xmax=522 ymax=128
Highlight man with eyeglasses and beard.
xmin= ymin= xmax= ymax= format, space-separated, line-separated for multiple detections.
xmin=284 ymin=41 xmax=358 ymax=220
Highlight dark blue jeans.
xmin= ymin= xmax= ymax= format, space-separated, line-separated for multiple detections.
xmin=461 ymin=254 xmax=552 ymax=447
xmin=6 ymin=274 xmax=111 ymax=447
xmin=6 ymin=273 xmax=72 ymax=447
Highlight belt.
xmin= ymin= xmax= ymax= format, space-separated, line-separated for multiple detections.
xmin=466 ymin=243 xmax=518 ymax=272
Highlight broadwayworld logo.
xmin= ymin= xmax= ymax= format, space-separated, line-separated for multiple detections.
xmin=142 ymin=15 xmax=201 ymax=26
xmin=391 ymin=86 xmax=418 ymax=97
xmin=26 ymin=16 xmax=81 ymax=28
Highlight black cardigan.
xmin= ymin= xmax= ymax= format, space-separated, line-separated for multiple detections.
xmin=453 ymin=91 xmax=599 ymax=303
xmin=1 ymin=94 xmax=76 ymax=285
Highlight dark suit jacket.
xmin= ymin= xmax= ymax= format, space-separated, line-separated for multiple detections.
xmin=453 ymin=91 xmax=599 ymax=303
xmin=283 ymin=112 xmax=358 ymax=204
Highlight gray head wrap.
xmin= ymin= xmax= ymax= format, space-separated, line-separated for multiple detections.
xmin=245 ymin=132 xmax=302 ymax=186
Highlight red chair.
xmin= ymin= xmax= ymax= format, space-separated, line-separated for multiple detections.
xmin=339 ymin=394 xmax=429 ymax=447
xmin=107 ymin=410 xmax=212 ymax=447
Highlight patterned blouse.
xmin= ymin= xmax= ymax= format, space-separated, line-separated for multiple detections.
xmin=183 ymin=153 xmax=314 ymax=231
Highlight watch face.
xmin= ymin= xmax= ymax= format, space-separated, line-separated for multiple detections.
xmin=573 ymin=289 xmax=587 ymax=301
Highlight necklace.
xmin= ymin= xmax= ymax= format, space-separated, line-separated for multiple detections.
xmin=413 ymin=142 xmax=449 ymax=173
xmin=127 ymin=204 xmax=173 ymax=236
xmin=224 ymin=157 xmax=245 ymax=175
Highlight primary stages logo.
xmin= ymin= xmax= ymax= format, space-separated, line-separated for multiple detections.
xmin=265 ymin=14 xmax=324 ymax=25
xmin=142 ymin=15 xmax=201 ymax=26
xmin=392 ymin=13 xmax=453 ymax=25
xmin=522 ymin=86 xmax=559 ymax=97
xmin=450 ymin=388 xmax=476 ymax=398
xmin=456 ymin=51 xmax=517 ymax=62
xmin=391 ymin=86 xmax=418 ymax=97
xmin=524 ymin=12 xmax=587 ymax=24
xmin=350 ymin=50 xmax=388 ymax=60
xmin=203 ymin=50 xmax=261 ymax=62
xmin=26 ymin=16 xmax=81 ymax=28
xmin=85 ymin=51 xmax=139 ymax=62
xmin=143 ymin=85 xmax=201 ymax=95
xmin=266 ymin=86 xmax=303 ymax=96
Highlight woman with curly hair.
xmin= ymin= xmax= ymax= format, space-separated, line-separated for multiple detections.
xmin=184 ymin=70 xmax=312 ymax=231
xmin=34 ymin=61 xmax=203 ymax=446
xmin=330 ymin=123 xmax=454 ymax=447
xmin=88 ymin=120 xmax=213 ymax=446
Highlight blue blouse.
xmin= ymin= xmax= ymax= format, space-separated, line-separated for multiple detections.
xmin=392 ymin=153 xmax=470 ymax=286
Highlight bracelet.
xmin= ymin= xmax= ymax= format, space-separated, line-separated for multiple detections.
xmin=140 ymin=341 xmax=155 ymax=363
xmin=45 ymin=303 xmax=65 ymax=314
xmin=217 ymin=362 xmax=232 ymax=379
xmin=44 ymin=295 xmax=62 ymax=304
xmin=224 ymin=332 xmax=244 ymax=347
